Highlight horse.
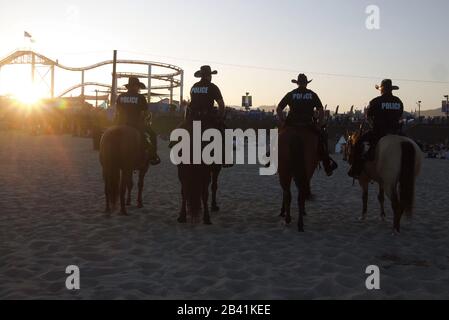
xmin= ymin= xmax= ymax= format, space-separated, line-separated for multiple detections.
xmin=99 ymin=125 xmax=141 ymax=216
xmin=278 ymin=125 xmax=320 ymax=232
xmin=346 ymin=131 xmax=423 ymax=233
xmin=175 ymin=120 xmax=213 ymax=225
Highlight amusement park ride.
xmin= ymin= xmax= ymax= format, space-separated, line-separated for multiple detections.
xmin=0 ymin=49 xmax=184 ymax=108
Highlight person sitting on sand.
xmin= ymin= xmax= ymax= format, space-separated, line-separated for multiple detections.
xmin=116 ymin=76 xmax=160 ymax=165
xmin=277 ymin=73 xmax=338 ymax=176
xmin=348 ymin=79 xmax=404 ymax=178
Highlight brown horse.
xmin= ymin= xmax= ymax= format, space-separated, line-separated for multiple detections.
xmin=278 ymin=125 xmax=320 ymax=232
xmin=175 ymin=121 xmax=213 ymax=225
xmin=178 ymin=163 xmax=212 ymax=224
xmin=99 ymin=125 xmax=140 ymax=216
xmin=178 ymin=164 xmax=222 ymax=219
xmin=346 ymin=132 xmax=423 ymax=233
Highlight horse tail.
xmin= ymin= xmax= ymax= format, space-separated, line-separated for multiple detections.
xmin=290 ymin=135 xmax=310 ymax=198
xmin=106 ymin=166 xmax=120 ymax=209
xmin=101 ymin=140 xmax=121 ymax=210
xmin=399 ymin=141 xmax=416 ymax=216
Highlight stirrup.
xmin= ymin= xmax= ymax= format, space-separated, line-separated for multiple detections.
xmin=324 ymin=158 xmax=338 ymax=176
xmin=149 ymin=155 xmax=161 ymax=166
xmin=347 ymin=166 xmax=361 ymax=179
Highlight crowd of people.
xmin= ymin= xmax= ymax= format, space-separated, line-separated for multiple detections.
xmin=418 ymin=141 xmax=449 ymax=159
xmin=0 ymin=95 xmax=448 ymax=153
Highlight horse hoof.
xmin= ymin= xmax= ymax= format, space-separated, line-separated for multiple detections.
xmin=119 ymin=211 xmax=129 ymax=216
xmin=211 ymin=206 xmax=220 ymax=212
xmin=392 ymin=229 xmax=401 ymax=236
xmin=359 ymin=216 xmax=367 ymax=221
xmin=279 ymin=213 xmax=286 ymax=218
xmin=303 ymin=212 xmax=307 ymax=217
xmin=203 ymin=217 xmax=212 ymax=225
xmin=285 ymin=216 xmax=292 ymax=225
xmin=298 ymin=226 xmax=305 ymax=232
xmin=177 ymin=216 xmax=187 ymax=223
xmin=137 ymin=203 xmax=144 ymax=209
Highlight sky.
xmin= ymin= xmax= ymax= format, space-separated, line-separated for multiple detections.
xmin=0 ymin=0 xmax=448 ymax=112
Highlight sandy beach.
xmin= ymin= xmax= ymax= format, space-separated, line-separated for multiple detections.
xmin=0 ymin=131 xmax=448 ymax=300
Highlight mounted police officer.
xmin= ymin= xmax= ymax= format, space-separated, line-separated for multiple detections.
xmin=277 ymin=74 xmax=338 ymax=176
xmin=348 ymin=79 xmax=404 ymax=178
xmin=187 ymin=65 xmax=225 ymax=125
xmin=116 ymin=76 xmax=160 ymax=165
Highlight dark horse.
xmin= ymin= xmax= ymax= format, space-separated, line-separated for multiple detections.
xmin=175 ymin=121 xmax=225 ymax=224
xmin=99 ymin=125 xmax=141 ymax=216
xmin=278 ymin=125 xmax=320 ymax=232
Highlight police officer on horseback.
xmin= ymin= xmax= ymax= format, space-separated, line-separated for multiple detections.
xmin=116 ymin=76 xmax=160 ymax=165
xmin=348 ymin=79 xmax=404 ymax=178
xmin=187 ymin=65 xmax=225 ymax=125
xmin=277 ymin=73 xmax=338 ymax=176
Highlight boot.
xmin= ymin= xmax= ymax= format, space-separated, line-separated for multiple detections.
xmin=322 ymin=157 xmax=338 ymax=176
xmin=348 ymin=152 xmax=365 ymax=178
xmin=148 ymin=148 xmax=161 ymax=166
xmin=317 ymin=129 xmax=337 ymax=176
xmin=348 ymin=162 xmax=363 ymax=178
xmin=148 ymin=145 xmax=161 ymax=166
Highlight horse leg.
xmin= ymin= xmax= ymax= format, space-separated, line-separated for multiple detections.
xmin=391 ymin=187 xmax=402 ymax=234
xmin=211 ymin=167 xmax=220 ymax=212
xmin=283 ymin=188 xmax=292 ymax=225
xmin=104 ymin=180 xmax=111 ymax=215
xmin=137 ymin=167 xmax=147 ymax=209
xmin=280 ymin=201 xmax=286 ymax=218
xmin=378 ymin=185 xmax=386 ymax=221
xmin=298 ymin=188 xmax=306 ymax=232
xmin=126 ymin=174 xmax=133 ymax=206
xmin=178 ymin=187 xmax=187 ymax=223
xmin=359 ymin=179 xmax=369 ymax=221
xmin=293 ymin=178 xmax=308 ymax=232
xmin=203 ymin=186 xmax=212 ymax=225
xmin=119 ymin=171 xmax=130 ymax=216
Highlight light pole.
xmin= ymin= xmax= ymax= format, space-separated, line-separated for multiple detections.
xmin=95 ymin=89 xmax=99 ymax=108
xmin=417 ymin=101 xmax=422 ymax=121
xmin=445 ymin=95 xmax=449 ymax=123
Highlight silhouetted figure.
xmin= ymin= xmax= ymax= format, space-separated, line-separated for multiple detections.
xmin=348 ymin=79 xmax=404 ymax=178
xmin=116 ymin=77 xmax=160 ymax=165
xmin=277 ymin=74 xmax=338 ymax=176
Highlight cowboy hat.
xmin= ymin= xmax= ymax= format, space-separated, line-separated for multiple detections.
xmin=375 ymin=79 xmax=399 ymax=91
xmin=292 ymin=73 xmax=313 ymax=85
xmin=194 ymin=65 xmax=218 ymax=78
xmin=124 ymin=76 xmax=146 ymax=90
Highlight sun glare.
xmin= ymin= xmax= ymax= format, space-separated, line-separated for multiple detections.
xmin=13 ymin=84 xmax=45 ymax=105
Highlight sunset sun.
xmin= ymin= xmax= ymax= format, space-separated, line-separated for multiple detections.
xmin=13 ymin=83 xmax=46 ymax=105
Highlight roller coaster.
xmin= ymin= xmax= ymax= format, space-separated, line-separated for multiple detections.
xmin=0 ymin=49 xmax=184 ymax=106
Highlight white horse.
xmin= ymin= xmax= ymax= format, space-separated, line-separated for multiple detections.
xmin=347 ymin=133 xmax=423 ymax=233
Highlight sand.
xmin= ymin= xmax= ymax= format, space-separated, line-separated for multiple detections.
xmin=0 ymin=131 xmax=448 ymax=300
